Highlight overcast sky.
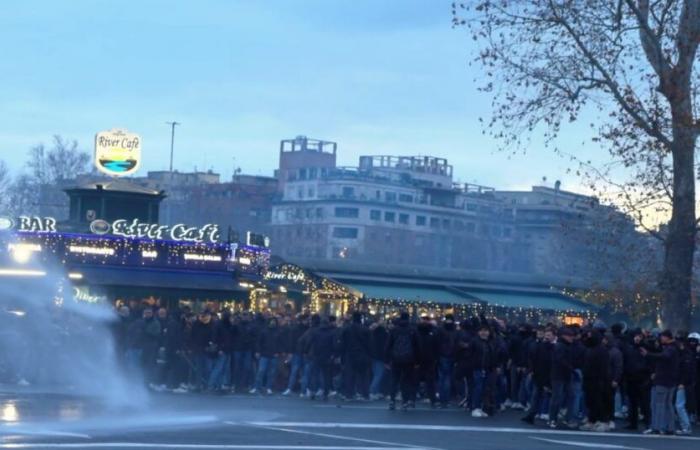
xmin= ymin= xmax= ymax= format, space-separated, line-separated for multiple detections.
xmin=0 ymin=0 xmax=606 ymax=192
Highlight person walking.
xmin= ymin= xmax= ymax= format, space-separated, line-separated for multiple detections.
xmin=548 ymin=327 xmax=574 ymax=428
xmin=641 ymin=330 xmax=680 ymax=435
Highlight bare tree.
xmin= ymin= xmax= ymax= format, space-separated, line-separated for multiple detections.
xmin=455 ymin=1 xmax=700 ymax=330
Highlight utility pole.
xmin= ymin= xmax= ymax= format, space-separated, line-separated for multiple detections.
xmin=165 ymin=121 xmax=179 ymax=225
xmin=166 ymin=121 xmax=180 ymax=173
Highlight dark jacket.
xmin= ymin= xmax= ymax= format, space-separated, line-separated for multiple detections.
xmin=622 ymin=341 xmax=650 ymax=382
xmin=339 ymin=322 xmax=371 ymax=364
xmin=369 ymin=325 xmax=389 ymax=361
xmin=678 ymin=345 xmax=696 ymax=387
xmin=437 ymin=323 xmax=459 ymax=359
xmin=256 ymin=326 xmax=282 ymax=357
xmin=190 ymin=320 xmax=214 ymax=353
xmin=551 ymin=340 xmax=574 ymax=382
xmin=607 ymin=341 xmax=624 ymax=384
xmin=214 ymin=320 xmax=237 ymax=354
xmin=309 ymin=324 xmax=338 ymax=364
xmin=530 ymin=340 xmax=554 ymax=387
xmin=416 ymin=322 xmax=440 ymax=364
xmin=470 ymin=336 xmax=498 ymax=371
xmin=646 ymin=342 xmax=680 ymax=387
xmin=385 ymin=320 xmax=419 ymax=364
xmin=583 ymin=333 xmax=609 ymax=386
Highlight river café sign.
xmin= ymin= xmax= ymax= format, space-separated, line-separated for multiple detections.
xmin=95 ymin=128 xmax=142 ymax=177
xmin=90 ymin=218 xmax=220 ymax=244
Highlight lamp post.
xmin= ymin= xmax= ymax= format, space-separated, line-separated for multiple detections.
xmin=165 ymin=121 xmax=180 ymax=224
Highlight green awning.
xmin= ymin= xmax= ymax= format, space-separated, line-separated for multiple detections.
xmin=348 ymin=283 xmax=476 ymax=306
xmin=464 ymin=291 xmax=589 ymax=312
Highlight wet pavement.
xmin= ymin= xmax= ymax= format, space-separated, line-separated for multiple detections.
xmin=0 ymin=388 xmax=698 ymax=450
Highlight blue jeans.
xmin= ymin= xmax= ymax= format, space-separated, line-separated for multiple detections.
xmin=193 ymin=353 xmax=214 ymax=389
xmin=651 ymin=385 xmax=675 ymax=432
xmin=233 ymin=351 xmax=253 ymax=389
xmin=208 ymin=353 xmax=231 ymax=390
xmin=254 ymin=356 xmax=278 ymax=391
xmin=549 ymin=380 xmax=570 ymax=422
xmin=471 ymin=369 xmax=487 ymax=410
xmin=369 ymin=359 xmax=386 ymax=396
xmin=566 ymin=370 xmax=583 ymax=422
xmin=675 ymin=386 xmax=691 ymax=432
xmin=125 ymin=349 xmax=143 ymax=375
xmin=438 ymin=357 xmax=454 ymax=404
xmin=286 ymin=354 xmax=303 ymax=391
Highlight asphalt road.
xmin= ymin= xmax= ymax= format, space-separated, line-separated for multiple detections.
xmin=0 ymin=389 xmax=698 ymax=450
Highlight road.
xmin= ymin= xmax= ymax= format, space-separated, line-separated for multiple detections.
xmin=0 ymin=389 xmax=697 ymax=450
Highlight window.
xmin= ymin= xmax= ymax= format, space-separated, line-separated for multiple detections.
xmin=297 ymin=187 xmax=304 ymax=199
xmin=399 ymin=213 xmax=409 ymax=225
xmin=430 ymin=217 xmax=440 ymax=228
xmin=399 ymin=193 xmax=413 ymax=203
xmin=342 ymin=186 xmax=355 ymax=198
xmin=504 ymin=227 xmax=512 ymax=237
xmin=384 ymin=212 xmax=396 ymax=222
xmin=465 ymin=223 xmax=476 ymax=233
xmin=335 ymin=207 xmax=359 ymax=218
xmin=442 ymin=219 xmax=451 ymax=229
xmin=316 ymin=207 xmax=324 ymax=218
xmin=385 ymin=192 xmax=397 ymax=203
xmin=299 ymin=168 xmax=307 ymax=180
xmin=466 ymin=203 xmax=477 ymax=211
xmin=305 ymin=209 xmax=313 ymax=219
xmin=480 ymin=225 xmax=490 ymax=235
xmin=416 ymin=215 xmax=427 ymax=226
xmin=370 ymin=210 xmax=381 ymax=221
xmin=375 ymin=190 xmax=381 ymax=200
xmin=308 ymin=187 xmax=315 ymax=197
xmin=332 ymin=227 xmax=358 ymax=239
xmin=309 ymin=168 xmax=318 ymax=179
xmin=454 ymin=220 xmax=464 ymax=230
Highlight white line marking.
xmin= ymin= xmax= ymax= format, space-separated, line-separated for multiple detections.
xmin=530 ymin=437 xmax=650 ymax=450
xmin=0 ymin=428 xmax=91 ymax=439
xmin=243 ymin=422 xmax=700 ymax=441
xmin=313 ymin=405 xmax=456 ymax=412
xmin=257 ymin=425 xmax=436 ymax=450
xmin=0 ymin=444 xmax=411 ymax=450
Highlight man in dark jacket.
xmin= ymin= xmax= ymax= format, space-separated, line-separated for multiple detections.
xmin=208 ymin=312 xmax=236 ymax=392
xmin=522 ymin=327 xmax=554 ymax=424
xmin=308 ymin=316 xmax=338 ymax=400
xmin=641 ymin=330 xmax=680 ymax=435
xmin=339 ymin=312 xmax=371 ymax=400
xmin=547 ymin=327 xmax=574 ymax=428
xmin=437 ymin=314 xmax=459 ymax=408
xmin=622 ymin=329 xmax=651 ymax=430
xmin=189 ymin=311 xmax=215 ymax=391
xmin=674 ymin=334 xmax=695 ymax=434
xmin=232 ymin=312 xmax=254 ymax=392
xmin=251 ymin=316 xmax=282 ymax=394
xmin=283 ymin=314 xmax=309 ymax=396
xmin=416 ymin=315 xmax=440 ymax=407
xmin=385 ymin=312 xmax=419 ymax=410
xmin=470 ymin=324 xmax=497 ymax=418
xmin=580 ymin=330 xmax=611 ymax=431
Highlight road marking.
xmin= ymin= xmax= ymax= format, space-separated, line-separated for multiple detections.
xmin=243 ymin=422 xmax=700 ymax=441
xmin=530 ymin=437 xmax=650 ymax=450
xmin=0 ymin=444 xmax=414 ymax=450
xmin=256 ymin=425 xmax=437 ymax=450
xmin=313 ymin=405 xmax=456 ymax=412
xmin=0 ymin=428 xmax=91 ymax=439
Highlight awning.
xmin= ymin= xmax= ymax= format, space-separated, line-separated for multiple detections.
xmin=70 ymin=266 xmax=244 ymax=293
xmin=347 ymin=282 xmax=477 ymax=306
xmin=463 ymin=290 xmax=589 ymax=312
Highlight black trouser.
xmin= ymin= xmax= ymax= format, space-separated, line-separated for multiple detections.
xmin=390 ymin=362 xmax=416 ymax=403
xmin=601 ymin=383 xmax=614 ymax=422
xmin=584 ymin=381 xmax=607 ymax=423
xmin=626 ymin=377 xmax=651 ymax=428
xmin=417 ymin=360 xmax=437 ymax=404
xmin=342 ymin=357 xmax=369 ymax=399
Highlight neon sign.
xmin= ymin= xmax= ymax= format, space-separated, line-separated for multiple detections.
xmin=109 ymin=219 xmax=220 ymax=244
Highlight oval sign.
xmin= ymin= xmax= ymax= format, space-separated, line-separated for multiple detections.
xmin=0 ymin=216 xmax=14 ymax=231
xmin=95 ymin=129 xmax=142 ymax=176
xmin=90 ymin=219 xmax=110 ymax=235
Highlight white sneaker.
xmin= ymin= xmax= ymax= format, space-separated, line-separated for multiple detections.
xmin=249 ymin=388 xmax=258 ymax=394
xmin=511 ymin=402 xmax=524 ymax=410
xmin=540 ymin=414 xmax=550 ymax=421
xmin=266 ymin=388 xmax=273 ymax=395
xmin=17 ymin=378 xmax=30 ymax=387
xmin=282 ymin=389 xmax=292 ymax=396
xmin=172 ymin=387 xmax=188 ymax=394
xmin=504 ymin=399 xmax=513 ymax=408
xmin=608 ymin=421 xmax=616 ymax=430
xmin=299 ymin=392 xmax=307 ymax=398
xmin=499 ymin=404 xmax=507 ymax=412
xmin=315 ymin=389 xmax=324 ymax=397
xmin=471 ymin=408 xmax=488 ymax=418
xmin=579 ymin=422 xmax=595 ymax=431
xmin=593 ymin=422 xmax=610 ymax=432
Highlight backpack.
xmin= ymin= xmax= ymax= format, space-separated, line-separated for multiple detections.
xmin=392 ymin=329 xmax=415 ymax=363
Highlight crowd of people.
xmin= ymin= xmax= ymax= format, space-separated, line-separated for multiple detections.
xmin=115 ymin=305 xmax=699 ymax=435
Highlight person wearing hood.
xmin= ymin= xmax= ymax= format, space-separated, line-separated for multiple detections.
xmin=282 ymin=314 xmax=309 ymax=396
xmin=580 ymin=329 xmax=610 ymax=432
xmin=339 ymin=311 xmax=371 ymax=400
xmin=622 ymin=328 xmax=651 ymax=431
xmin=299 ymin=314 xmax=322 ymax=398
xmin=603 ymin=332 xmax=623 ymax=430
xmin=547 ymin=327 xmax=575 ymax=428
xmin=640 ymin=329 xmax=680 ymax=435
xmin=437 ymin=314 xmax=459 ymax=408
xmin=522 ymin=327 xmax=555 ymax=424
xmin=469 ymin=323 xmax=498 ymax=418
xmin=674 ymin=333 xmax=695 ymax=435
xmin=385 ymin=312 xmax=419 ymax=410
xmin=189 ymin=311 xmax=215 ymax=391
xmin=251 ymin=316 xmax=283 ymax=395
xmin=416 ymin=315 xmax=440 ymax=407
xmin=508 ymin=324 xmax=530 ymax=410
xmin=231 ymin=312 xmax=254 ymax=392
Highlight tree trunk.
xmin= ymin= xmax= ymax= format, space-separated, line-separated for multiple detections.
xmin=660 ymin=119 xmax=696 ymax=331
